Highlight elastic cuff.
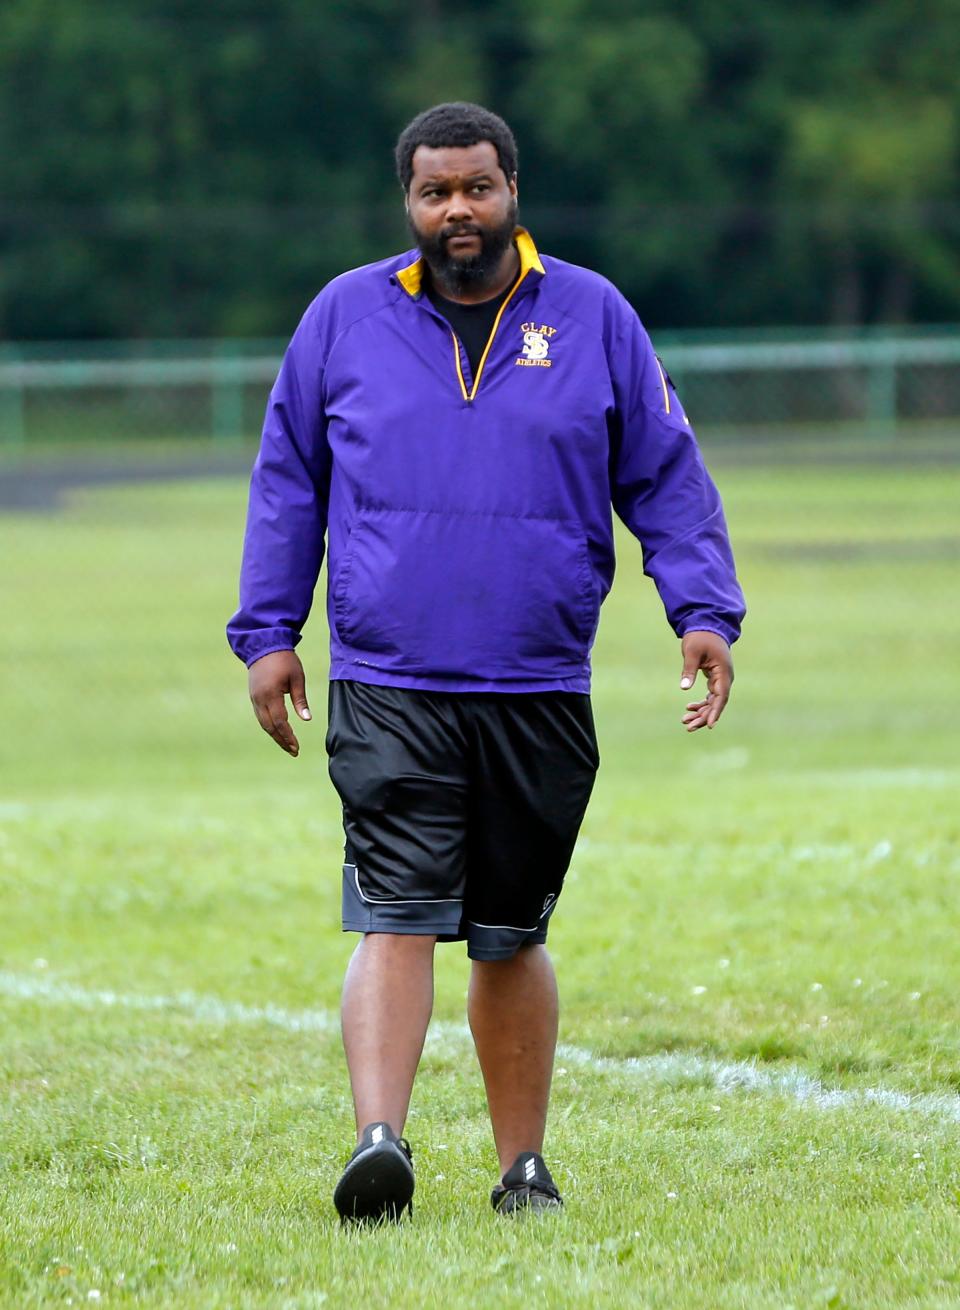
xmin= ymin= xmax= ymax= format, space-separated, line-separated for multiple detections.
xmin=244 ymin=643 xmax=297 ymax=668
xmin=677 ymin=620 xmax=739 ymax=647
xmin=225 ymin=623 xmax=301 ymax=667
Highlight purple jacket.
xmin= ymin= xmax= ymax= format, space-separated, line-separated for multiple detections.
xmin=227 ymin=228 xmax=745 ymax=693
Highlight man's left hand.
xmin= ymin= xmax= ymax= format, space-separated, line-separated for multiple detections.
xmin=679 ymin=631 xmax=734 ymax=732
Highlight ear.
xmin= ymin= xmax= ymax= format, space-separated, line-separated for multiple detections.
xmin=507 ymin=172 xmax=518 ymax=199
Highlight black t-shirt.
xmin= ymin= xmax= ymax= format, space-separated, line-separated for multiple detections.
xmin=425 ymin=281 xmax=512 ymax=377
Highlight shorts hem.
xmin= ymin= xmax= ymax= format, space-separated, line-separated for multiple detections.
xmin=341 ymin=862 xmax=465 ymax=936
xmin=467 ymin=933 xmax=548 ymax=961
xmin=342 ymin=921 xmax=462 ymax=938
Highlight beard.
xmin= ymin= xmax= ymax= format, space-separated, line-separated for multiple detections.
xmin=408 ymin=199 xmax=519 ymax=294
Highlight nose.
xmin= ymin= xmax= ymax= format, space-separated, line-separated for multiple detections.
xmin=443 ymin=188 xmax=473 ymax=223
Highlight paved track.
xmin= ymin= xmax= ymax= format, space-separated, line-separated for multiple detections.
xmin=0 ymin=456 xmax=251 ymax=512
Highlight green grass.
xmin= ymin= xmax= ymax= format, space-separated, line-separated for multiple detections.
xmin=2 ymin=447 xmax=959 ymax=1307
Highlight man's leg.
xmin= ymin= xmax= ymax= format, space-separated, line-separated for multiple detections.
xmin=341 ymin=931 xmax=437 ymax=1140
xmin=467 ymin=943 xmax=558 ymax=1174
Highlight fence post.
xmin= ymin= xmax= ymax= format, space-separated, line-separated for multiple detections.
xmin=866 ymin=342 xmax=898 ymax=440
xmin=0 ymin=345 xmax=26 ymax=450
xmin=212 ymin=345 xmax=244 ymax=444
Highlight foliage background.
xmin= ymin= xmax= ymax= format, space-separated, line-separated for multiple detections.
xmin=5 ymin=0 xmax=960 ymax=341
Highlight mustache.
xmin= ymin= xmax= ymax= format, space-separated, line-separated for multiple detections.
xmin=441 ymin=226 xmax=482 ymax=241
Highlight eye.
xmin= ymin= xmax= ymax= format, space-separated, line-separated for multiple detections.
xmin=472 ymin=183 xmax=490 ymax=193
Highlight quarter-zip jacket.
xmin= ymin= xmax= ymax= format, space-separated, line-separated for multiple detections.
xmin=227 ymin=228 xmax=745 ymax=692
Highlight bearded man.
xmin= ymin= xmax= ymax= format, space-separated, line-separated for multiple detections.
xmin=227 ymin=101 xmax=745 ymax=1223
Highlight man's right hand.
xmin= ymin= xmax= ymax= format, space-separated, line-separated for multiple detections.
xmin=248 ymin=650 xmax=311 ymax=757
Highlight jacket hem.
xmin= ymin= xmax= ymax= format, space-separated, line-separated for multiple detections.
xmin=328 ymin=660 xmax=591 ymax=695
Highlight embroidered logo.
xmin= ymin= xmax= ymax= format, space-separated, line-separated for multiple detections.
xmin=516 ymin=321 xmax=556 ymax=368
xmin=522 ymin=331 xmax=549 ymax=360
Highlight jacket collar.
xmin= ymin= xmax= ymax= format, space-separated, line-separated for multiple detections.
xmin=393 ymin=226 xmax=545 ymax=299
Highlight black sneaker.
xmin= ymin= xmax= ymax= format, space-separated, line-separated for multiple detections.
xmin=333 ymin=1122 xmax=414 ymax=1224
xmin=490 ymin=1151 xmax=563 ymax=1215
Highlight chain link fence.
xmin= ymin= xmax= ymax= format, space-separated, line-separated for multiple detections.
xmin=2 ymin=328 xmax=960 ymax=451
xmin=656 ymin=328 xmax=960 ymax=438
xmin=0 ymin=341 xmax=279 ymax=450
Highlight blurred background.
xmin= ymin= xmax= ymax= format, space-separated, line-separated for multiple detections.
xmin=7 ymin=0 xmax=960 ymax=339
xmin=2 ymin=0 xmax=958 ymax=789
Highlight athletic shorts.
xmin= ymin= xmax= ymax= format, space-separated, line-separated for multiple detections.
xmin=325 ymin=680 xmax=599 ymax=960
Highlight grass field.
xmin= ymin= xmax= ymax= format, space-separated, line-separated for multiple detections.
xmin=2 ymin=444 xmax=959 ymax=1308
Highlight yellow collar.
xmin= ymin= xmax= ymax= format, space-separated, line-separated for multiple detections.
xmin=395 ymin=226 xmax=545 ymax=298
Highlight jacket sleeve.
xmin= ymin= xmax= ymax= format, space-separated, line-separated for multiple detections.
xmin=226 ymin=306 xmax=332 ymax=667
xmin=607 ymin=304 xmax=745 ymax=646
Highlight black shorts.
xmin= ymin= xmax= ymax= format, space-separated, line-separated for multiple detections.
xmin=325 ymin=680 xmax=599 ymax=960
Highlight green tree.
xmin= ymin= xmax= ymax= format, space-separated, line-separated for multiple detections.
xmin=3 ymin=0 xmax=960 ymax=337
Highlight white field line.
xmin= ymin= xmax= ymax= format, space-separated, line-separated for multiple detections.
xmin=0 ymin=971 xmax=337 ymax=1034
xmin=2 ymin=970 xmax=959 ymax=1124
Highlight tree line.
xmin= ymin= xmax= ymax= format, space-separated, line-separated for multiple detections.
xmin=4 ymin=0 xmax=959 ymax=339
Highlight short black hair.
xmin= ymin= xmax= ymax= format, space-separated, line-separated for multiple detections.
xmin=394 ymin=102 xmax=518 ymax=192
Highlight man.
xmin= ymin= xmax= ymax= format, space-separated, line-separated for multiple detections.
xmin=227 ymin=102 xmax=745 ymax=1223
